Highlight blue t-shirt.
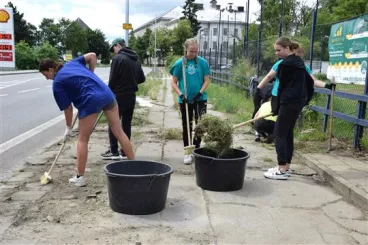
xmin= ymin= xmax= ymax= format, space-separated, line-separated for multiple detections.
xmin=53 ymin=56 xmax=115 ymax=118
xmin=169 ymin=56 xmax=210 ymax=103
xmin=271 ymin=60 xmax=312 ymax=96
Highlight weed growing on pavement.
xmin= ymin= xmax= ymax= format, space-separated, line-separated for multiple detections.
xmin=159 ymin=128 xmax=182 ymax=140
xmin=195 ymin=114 xmax=233 ymax=157
xmin=137 ymin=71 xmax=163 ymax=101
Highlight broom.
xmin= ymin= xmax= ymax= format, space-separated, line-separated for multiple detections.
xmin=182 ymin=55 xmax=196 ymax=155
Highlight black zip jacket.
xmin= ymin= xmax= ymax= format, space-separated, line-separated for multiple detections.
xmin=108 ymin=47 xmax=146 ymax=96
xmin=276 ymin=54 xmax=314 ymax=109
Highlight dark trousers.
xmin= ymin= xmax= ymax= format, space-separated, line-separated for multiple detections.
xmin=179 ymin=101 xmax=207 ymax=148
xmin=254 ymin=119 xmax=275 ymax=137
xmin=274 ymin=103 xmax=302 ymax=165
xmin=108 ymin=94 xmax=136 ymax=153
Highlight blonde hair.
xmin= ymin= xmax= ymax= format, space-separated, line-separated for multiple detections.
xmin=295 ymin=47 xmax=305 ymax=57
xmin=275 ymin=36 xmax=299 ymax=51
xmin=183 ymin=38 xmax=198 ymax=51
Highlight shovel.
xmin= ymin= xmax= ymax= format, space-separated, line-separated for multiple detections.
xmin=233 ymin=113 xmax=274 ymax=129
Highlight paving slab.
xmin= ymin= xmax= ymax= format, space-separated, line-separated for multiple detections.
xmin=205 ymin=170 xmax=342 ymax=209
xmin=7 ymin=172 xmax=34 ymax=183
xmin=11 ymin=190 xmax=47 ymax=202
xmin=135 ymin=142 xmax=163 ymax=162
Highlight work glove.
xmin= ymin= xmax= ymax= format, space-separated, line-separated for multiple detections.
xmin=193 ymin=92 xmax=202 ymax=101
xmin=63 ymin=126 xmax=73 ymax=141
xmin=324 ymin=83 xmax=336 ymax=90
xmin=180 ymin=94 xmax=188 ymax=103
xmin=255 ymin=87 xmax=261 ymax=96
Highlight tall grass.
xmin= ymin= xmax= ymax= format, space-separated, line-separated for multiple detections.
xmin=136 ymin=71 xmax=163 ymax=101
xmin=206 ymin=83 xmax=254 ymax=123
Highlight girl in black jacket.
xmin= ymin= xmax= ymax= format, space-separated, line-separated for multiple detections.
xmin=264 ymin=37 xmax=314 ymax=180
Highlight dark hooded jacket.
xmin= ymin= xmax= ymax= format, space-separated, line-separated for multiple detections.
xmin=274 ymin=54 xmax=314 ymax=112
xmin=108 ymin=47 xmax=146 ymax=96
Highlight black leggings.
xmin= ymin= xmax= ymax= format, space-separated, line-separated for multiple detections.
xmin=108 ymin=94 xmax=136 ymax=153
xmin=274 ymin=103 xmax=302 ymax=165
xmin=179 ymin=101 xmax=207 ymax=148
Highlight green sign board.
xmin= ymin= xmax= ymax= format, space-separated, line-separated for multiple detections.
xmin=327 ymin=14 xmax=368 ymax=84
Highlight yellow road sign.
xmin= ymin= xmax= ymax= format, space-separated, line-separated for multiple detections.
xmin=123 ymin=23 xmax=132 ymax=30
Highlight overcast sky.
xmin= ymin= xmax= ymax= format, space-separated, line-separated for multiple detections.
xmin=0 ymin=0 xmax=261 ymax=43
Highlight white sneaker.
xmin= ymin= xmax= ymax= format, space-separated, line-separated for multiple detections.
xmin=69 ymin=176 xmax=86 ymax=187
xmin=183 ymin=155 xmax=192 ymax=165
xmin=264 ymin=169 xmax=288 ymax=180
xmin=267 ymin=166 xmax=292 ymax=177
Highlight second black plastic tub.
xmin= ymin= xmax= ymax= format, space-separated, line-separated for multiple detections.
xmin=193 ymin=148 xmax=250 ymax=191
xmin=104 ymin=160 xmax=173 ymax=215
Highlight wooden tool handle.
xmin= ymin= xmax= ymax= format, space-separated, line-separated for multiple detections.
xmin=233 ymin=113 xmax=274 ymax=129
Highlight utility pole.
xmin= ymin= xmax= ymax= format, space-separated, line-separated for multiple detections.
xmin=154 ymin=16 xmax=157 ymax=71
xmin=245 ymin=0 xmax=250 ymax=56
xmin=309 ymin=0 xmax=319 ymax=70
xmin=125 ymin=0 xmax=129 ymax=46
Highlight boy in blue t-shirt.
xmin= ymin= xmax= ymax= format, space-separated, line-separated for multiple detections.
xmin=170 ymin=38 xmax=210 ymax=165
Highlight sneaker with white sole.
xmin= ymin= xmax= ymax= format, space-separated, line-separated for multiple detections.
xmin=183 ymin=154 xmax=192 ymax=165
xmin=267 ymin=166 xmax=292 ymax=177
xmin=101 ymin=149 xmax=122 ymax=160
xmin=69 ymin=176 xmax=86 ymax=187
xmin=264 ymin=169 xmax=288 ymax=180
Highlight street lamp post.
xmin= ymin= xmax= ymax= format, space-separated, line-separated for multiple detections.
xmin=125 ymin=0 xmax=129 ymax=47
xmin=279 ymin=0 xmax=284 ymax=37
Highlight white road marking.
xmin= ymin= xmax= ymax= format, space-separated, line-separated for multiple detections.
xmin=0 ymin=114 xmax=66 ymax=154
xmin=0 ymin=78 xmax=40 ymax=90
xmin=18 ymin=88 xmax=40 ymax=93
xmin=0 ymin=94 xmax=8 ymax=97
xmin=45 ymin=85 xmax=52 ymax=88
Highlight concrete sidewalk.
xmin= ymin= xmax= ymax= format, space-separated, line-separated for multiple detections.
xmin=0 ymin=69 xmax=367 ymax=244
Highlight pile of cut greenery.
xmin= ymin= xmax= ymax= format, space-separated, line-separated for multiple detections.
xmin=194 ymin=114 xmax=233 ymax=158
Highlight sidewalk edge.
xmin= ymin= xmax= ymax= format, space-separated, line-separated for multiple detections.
xmin=295 ymin=152 xmax=368 ymax=211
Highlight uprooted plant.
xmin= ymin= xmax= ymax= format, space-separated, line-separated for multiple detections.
xmin=194 ymin=114 xmax=234 ymax=158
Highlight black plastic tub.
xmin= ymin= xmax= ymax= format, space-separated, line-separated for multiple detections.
xmin=104 ymin=161 xmax=173 ymax=215
xmin=193 ymin=148 xmax=250 ymax=191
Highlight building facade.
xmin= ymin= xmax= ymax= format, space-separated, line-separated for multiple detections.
xmin=133 ymin=0 xmax=247 ymax=65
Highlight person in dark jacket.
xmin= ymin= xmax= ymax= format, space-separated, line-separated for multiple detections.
xmin=264 ymin=37 xmax=314 ymax=180
xmin=101 ymin=38 xmax=146 ymax=160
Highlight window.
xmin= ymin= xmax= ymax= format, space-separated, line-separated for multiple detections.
xmin=234 ymin=28 xmax=238 ymax=37
xmin=222 ymin=41 xmax=228 ymax=50
xmin=213 ymin=28 xmax=218 ymax=36
xmin=213 ymin=42 xmax=217 ymax=50
xmin=223 ymin=28 xmax=228 ymax=36
xmin=203 ymin=41 xmax=208 ymax=50
xmin=203 ymin=28 xmax=208 ymax=36
xmin=195 ymin=3 xmax=204 ymax=10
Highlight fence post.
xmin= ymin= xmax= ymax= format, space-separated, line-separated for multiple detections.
xmin=257 ymin=0 xmax=263 ymax=77
xmin=220 ymin=44 xmax=223 ymax=72
xmin=209 ymin=48 xmax=212 ymax=68
xmin=353 ymin=68 xmax=368 ymax=149
xmin=309 ymin=0 xmax=319 ymax=70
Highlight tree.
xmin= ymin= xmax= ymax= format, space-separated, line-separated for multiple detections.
xmin=181 ymin=0 xmax=201 ymax=36
xmin=15 ymin=41 xmax=37 ymax=69
xmin=332 ymin=0 xmax=368 ymax=21
xmin=86 ymin=29 xmax=108 ymax=57
xmin=5 ymin=2 xmax=37 ymax=45
xmin=35 ymin=42 xmax=59 ymax=61
xmin=129 ymin=31 xmax=137 ymax=51
xmin=171 ymin=20 xmax=193 ymax=55
xmin=64 ymin=22 xmax=88 ymax=57
xmin=38 ymin=18 xmax=61 ymax=46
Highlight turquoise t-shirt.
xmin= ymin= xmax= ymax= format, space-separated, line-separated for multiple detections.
xmin=271 ymin=60 xmax=312 ymax=96
xmin=169 ymin=56 xmax=210 ymax=103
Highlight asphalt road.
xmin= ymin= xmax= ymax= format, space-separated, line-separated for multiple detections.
xmin=0 ymin=67 xmax=150 ymax=181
